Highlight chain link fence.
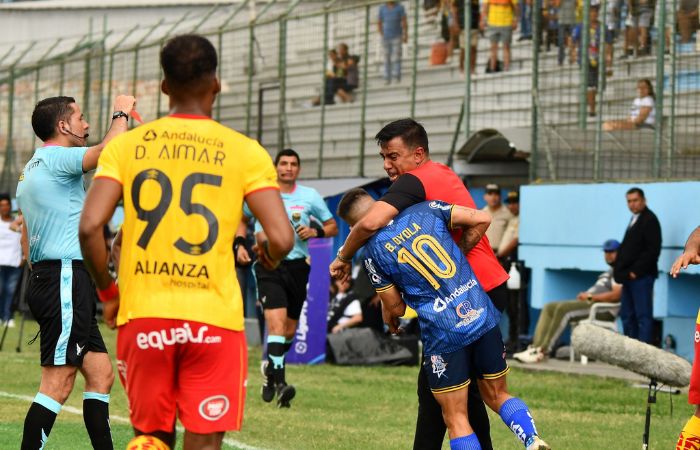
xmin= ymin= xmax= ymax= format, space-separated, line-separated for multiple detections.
xmin=0 ymin=0 xmax=699 ymax=192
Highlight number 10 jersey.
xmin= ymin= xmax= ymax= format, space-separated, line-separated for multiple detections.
xmin=95 ymin=114 xmax=279 ymax=331
xmin=363 ymin=201 xmax=501 ymax=355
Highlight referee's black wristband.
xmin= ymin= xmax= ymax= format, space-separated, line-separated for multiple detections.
xmin=233 ymin=236 xmax=247 ymax=253
xmin=315 ymin=227 xmax=325 ymax=238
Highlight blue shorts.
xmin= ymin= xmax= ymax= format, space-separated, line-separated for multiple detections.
xmin=423 ymin=326 xmax=509 ymax=394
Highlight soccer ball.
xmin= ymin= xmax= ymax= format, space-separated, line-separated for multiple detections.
xmin=126 ymin=435 xmax=170 ymax=450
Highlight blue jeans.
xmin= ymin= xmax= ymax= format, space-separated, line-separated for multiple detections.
xmin=382 ymin=37 xmax=402 ymax=82
xmin=619 ymin=275 xmax=655 ymax=343
xmin=0 ymin=265 xmax=21 ymax=322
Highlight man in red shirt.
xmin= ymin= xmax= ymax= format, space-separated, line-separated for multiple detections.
xmin=330 ymin=118 xmax=508 ymax=450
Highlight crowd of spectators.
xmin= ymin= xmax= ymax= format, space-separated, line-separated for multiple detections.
xmin=423 ymin=0 xmax=700 ymax=74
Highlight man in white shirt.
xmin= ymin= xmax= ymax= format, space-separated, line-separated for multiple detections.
xmin=0 ymin=193 xmax=23 ymax=327
xmin=481 ymin=184 xmax=513 ymax=253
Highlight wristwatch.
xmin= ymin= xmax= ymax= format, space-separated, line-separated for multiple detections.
xmin=112 ymin=111 xmax=129 ymax=121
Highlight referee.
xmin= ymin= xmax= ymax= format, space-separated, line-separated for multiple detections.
xmin=17 ymin=94 xmax=135 ymax=450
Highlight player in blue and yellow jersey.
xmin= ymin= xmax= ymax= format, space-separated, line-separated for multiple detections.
xmin=337 ymin=188 xmax=550 ymax=450
xmin=78 ymin=35 xmax=294 ymax=450
xmin=239 ymin=148 xmax=338 ymax=408
xmin=16 ymin=93 xmax=135 ymax=450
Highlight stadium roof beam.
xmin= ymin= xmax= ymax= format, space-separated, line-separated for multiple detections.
xmin=158 ymin=12 xmax=192 ymax=44
xmin=191 ymin=5 xmax=221 ymax=33
xmin=218 ymin=0 xmax=250 ymax=31
xmin=0 ymin=45 xmax=16 ymax=66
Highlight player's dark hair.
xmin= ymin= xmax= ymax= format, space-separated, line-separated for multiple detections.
xmin=31 ymin=96 xmax=76 ymax=142
xmin=337 ymin=188 xmax=371 ymax=222
xmin=275 ymin=148 xmax=301 ymax=166
xmin=375 ymin=118 xmax=430 ymax=154
xmin=161 ymin=34 xmax=218 ymax=88
xmin=0 ymin=192 xmax=10 ymax=203
xmin=627 ymin=187 xmax=645 ymax=198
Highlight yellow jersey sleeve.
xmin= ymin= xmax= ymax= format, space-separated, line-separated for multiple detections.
xmin=242 ymin=140 xmax=279 ymax=195
xmin=94 ymin=135 xmax=125 ymax=184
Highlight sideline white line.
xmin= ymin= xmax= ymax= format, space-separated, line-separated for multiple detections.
xmin=0 ymin=391 xmax=264 ymax=450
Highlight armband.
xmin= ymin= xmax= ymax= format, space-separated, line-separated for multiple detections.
xmin=97 ymin=280 xmax=119 ymax=303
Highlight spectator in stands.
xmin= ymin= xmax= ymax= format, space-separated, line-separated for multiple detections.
xmin=605 ymin=0 xmax=622 ymax=67
xmin=482 ymin=184 xmax=514 ymax=253
xmin=459 ymin=0 xmax=482 ymax=74
xmin=519 ymin=0 xmax=533 ymax=41
xmin=543 ymin=0 xmax=559 ymax=52
xmin=327 ymin=278 xmax=364 ymax=334
xmin=623 ymin=0 xmax=653 ymax=57
xmin=378 ymin=1 xmax=408 ymax=84
xmin=573 ymin=4 xmax=601 ymax=117
xmin=514 ymin=239 xmax=622 ymax=363
xmin=603 ymin=79 xmax=655 ymax=130
xmin=312 ymin=49 xmax=340 ymax=106
xmin=440 ymin=0 xmax=461 ymax=62
xmin=654 ymin=0 xmax=676 ymax=54
xmin=678 ymin=0 xmax=699 ymax=43
xmin=557 ymin=0 xmax=577 ymax=65
xmin=614 ymin=187 xmax=662 ymax=344
xmin=481 ymin=0 xmax=519 ymax=72
xmin=335 ymin=43 xmax=359 ymax=103
xmin=0 ymin=193 xmax=23 ymax=328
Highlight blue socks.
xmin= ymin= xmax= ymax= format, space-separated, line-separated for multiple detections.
xmin=450 ymin=433 xmax=481 ymax=450
xmin=499 ymin=397 xmax=538 ymax=446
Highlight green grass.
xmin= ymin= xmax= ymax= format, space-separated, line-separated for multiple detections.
xmin=0 ymin=317 xmax=690 ymax=449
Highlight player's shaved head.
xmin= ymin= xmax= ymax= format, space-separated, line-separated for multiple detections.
xmin=337 ymin=188 xmax=374 ymax=226
xmin=161 ymin=34 xmax=218 ymax=92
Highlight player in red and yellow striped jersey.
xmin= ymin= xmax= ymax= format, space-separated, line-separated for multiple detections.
xmin=671 ymin=226 xmax=700 ymax=450
xmin=79 ymin=35 xmax=294 ymax=450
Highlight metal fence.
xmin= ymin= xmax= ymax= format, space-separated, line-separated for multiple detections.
xmin=0 ymin=0 xmax=698 ymax=192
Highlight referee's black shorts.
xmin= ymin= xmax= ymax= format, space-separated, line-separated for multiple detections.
xmin=27 ymin=259 xmax=108 ymax=367
xmin=254 ymin=258 xmax=311 ymax=320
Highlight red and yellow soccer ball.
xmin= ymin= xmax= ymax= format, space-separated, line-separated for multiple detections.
xmin=677 ymin=431 xmax=700 ymax=450
xmin=126 ymin=435 xmax=171 ymax=450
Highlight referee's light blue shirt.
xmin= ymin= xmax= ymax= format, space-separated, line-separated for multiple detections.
xmin=243 ymin=183 xmax=334 ymax=260
xmin=16 ymin=145 xmax=88 ymax=263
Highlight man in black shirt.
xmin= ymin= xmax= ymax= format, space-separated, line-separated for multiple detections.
xmin=613 ymin=187 xmax=662 ymax=344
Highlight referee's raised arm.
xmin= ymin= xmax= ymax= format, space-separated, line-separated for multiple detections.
xmin=80 ymin=95 xmax=136 ymax=172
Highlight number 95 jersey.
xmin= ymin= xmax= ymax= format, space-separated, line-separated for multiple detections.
xmin=94 ymin=115 xmax=279 ymax=331
xmin=363 ymin=201 xmax=501 ymax=355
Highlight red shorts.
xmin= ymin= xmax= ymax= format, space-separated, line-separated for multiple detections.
xmin=116 ymin=318 xmax=247 ymax=434
xmin=689 ymin=312 xmax=700 ymax=405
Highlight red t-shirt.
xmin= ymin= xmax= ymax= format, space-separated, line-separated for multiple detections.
xmin=380 ymin=160 xmax=508 ymax=292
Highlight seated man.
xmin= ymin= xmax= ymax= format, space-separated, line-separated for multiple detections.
xmin=327 ymin=278 xmax=363 ymax=334
xmin=337 ymin=188 xmax=550 ymax=450
xmin=514 ymin=239 xmax=622 ymax=364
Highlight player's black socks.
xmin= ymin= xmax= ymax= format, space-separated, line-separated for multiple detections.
xmin=21 ymin=393 xmax=61 ymax=450
xmin=267 ymin=335 xmax=287 ymax=385
xmin=83 ymin=392 xmax=113 ymax=450
xmin=284 ymin=337 xmax=294 ymax=355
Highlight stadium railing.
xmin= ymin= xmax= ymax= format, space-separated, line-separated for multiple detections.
xmin=0 ymin=0 xmax=698 ymax=192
